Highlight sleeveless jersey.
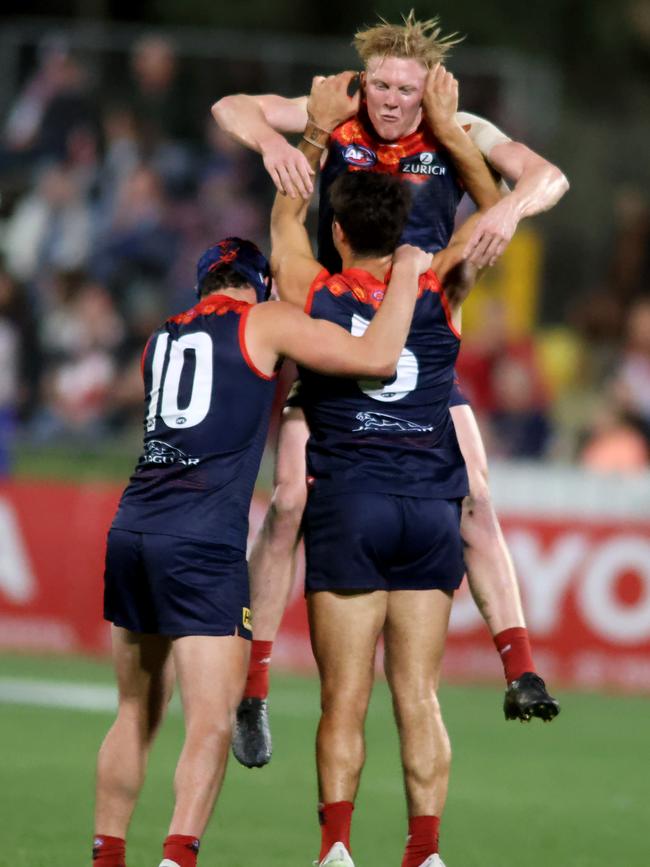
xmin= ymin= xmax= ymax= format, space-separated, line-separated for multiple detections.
xmin=318 ymin=109 xmax=464 ymax=273
xmin=112 ymin=295 xmax=276 ymax=550
xmin=299 ymin=268 xmax=468 ymax=499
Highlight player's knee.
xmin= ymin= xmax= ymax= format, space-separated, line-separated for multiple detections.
xmin=320 ymin=681 xmax=368 ymax=723
xmin=186 ymin=712 xmax=233 ymax=746
xmin=115 ymin=696 xmax=165 ymax=745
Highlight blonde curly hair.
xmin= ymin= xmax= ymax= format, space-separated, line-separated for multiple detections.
xmin=353 ymin=10 xmax=462 ymax=69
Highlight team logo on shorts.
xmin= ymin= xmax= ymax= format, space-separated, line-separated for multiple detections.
xmin=142 ymin=439 xmax=200 ymax=466
xmin=343 ymin=144 xmax=377 ymax=168
xmin=242 ymin=607 xmax=252 ymax=630
xmin=353 ymin=411 xmax=434 ymax=432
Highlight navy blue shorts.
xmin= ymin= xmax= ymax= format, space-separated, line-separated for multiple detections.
xmin=304 ymin=492 xmax=465 ymax=593
xmin=104 ymin=529 xmax=252 ymax=639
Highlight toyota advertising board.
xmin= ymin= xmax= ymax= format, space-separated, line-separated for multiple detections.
xmin=1 ymin=467 xmax=648 ymax=692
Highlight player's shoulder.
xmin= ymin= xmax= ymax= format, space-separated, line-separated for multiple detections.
xmin=167 ymin=295 xmax=252 ymax=328
xmin=331 ymin=115 xmax=370 ymax=146
xmin=248 ymin=298 xmax=303 ymax=326
xmin=418 ymin=268 xmax=443 ymax=295
xmin=324 ymin=268 xmax=387 ymax=310
xmin=454 ymin=111 xmax=511 ymax=155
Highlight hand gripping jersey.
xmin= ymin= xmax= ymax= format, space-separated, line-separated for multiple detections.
xmin=299 ymin=268 xmax=469 ymax=500
xmin=112 ymin=295 xmax=276 ymax=550
xmin=318 ymin=109 xmax=464 ymax=273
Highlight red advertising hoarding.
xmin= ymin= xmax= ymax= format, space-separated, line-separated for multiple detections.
xmin=1 ymin=480 xmax=649 ymax=691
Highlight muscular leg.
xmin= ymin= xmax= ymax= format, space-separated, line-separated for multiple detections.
xmin=95 ymin=626 xmax=174 ymax=838
xmin=248 ymin=407 xmax=309 ymax=642
xmin=384 ymin=589 xmax=453 ymax=867
xmin=384 ymin=590 xmax=453 ymax=817
xmin=168 ymin=634 xmax=249 ymax=836
xmin=450 ymin=404 xmax=525 ymax=634
xmin=234 ymin=408 xmax=309 ymax=768
xmin=451 ymin=404 xmax=560 ymax=721
xmin=308 ymin=589 xmax=387 ymax=860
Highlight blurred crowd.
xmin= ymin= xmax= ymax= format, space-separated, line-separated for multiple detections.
xmin=0 ymin=33 xmax=648 ymax=476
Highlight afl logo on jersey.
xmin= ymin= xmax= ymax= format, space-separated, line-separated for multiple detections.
xmin=343 ymin=144 xmax=377 ymax=168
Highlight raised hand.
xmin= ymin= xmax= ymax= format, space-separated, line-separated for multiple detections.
xmin=393 ymin=243 xmax=433 ymax=275
xmin=262 ymin=136 xmax=315 ymax=199
xmin=422 ymin=63 xmax=459 ymax=136
xmin=306 ymin=71 xmax=361 ymax=132
xmin=462 ymin=196 xmax=520 ymax=267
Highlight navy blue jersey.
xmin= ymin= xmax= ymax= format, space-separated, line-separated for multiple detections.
xmin=299 ymin=268 xmax=468 ymax=499
xmin=112 ymin=295 xmax=277 ymax=550
xmin=318 ymin=110 xmax=464 ymax=273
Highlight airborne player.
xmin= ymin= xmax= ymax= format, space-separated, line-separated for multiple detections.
xmin=212 ymin=13 xmax=567 ymax=770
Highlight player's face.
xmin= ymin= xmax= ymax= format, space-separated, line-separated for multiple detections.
xmin=363 ymin=56 xmax=427 ymax=141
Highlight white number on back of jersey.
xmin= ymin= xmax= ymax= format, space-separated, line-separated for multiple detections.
xmin=351 ymin=313 xmax=418 ymax=402
xmin=146 ymin=331 xmax=213 ymax=430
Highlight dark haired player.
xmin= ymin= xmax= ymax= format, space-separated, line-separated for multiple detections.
xmin=266 ymin=87 xmax=480 ymax=864
xmin=91 ymin=225 xmax=428 ymax=867
xmin=214 ymin=16 xmax=566 ymax=767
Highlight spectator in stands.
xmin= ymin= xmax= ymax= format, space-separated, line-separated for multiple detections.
xmin=36 ymin=277 xmax=125 ymax=439
xmin=97 ymin=104 xmax=142 ymax=222
xmin=127 ymin=35 xmax=193 ymax=146
xmin=0 ymin=272 xmax=22 ymax=474
xmin=2 ymin=163 xmax=93 ymax=286
xmin=580 ymin=404 xmax=649 ymax=473
xmin=488 ymin=355 xmax=552 ymax=459
xmin=91 ymin=164 xmax=178 ymax=303
xmin=613 ymin=296 xmax=650 ymax=424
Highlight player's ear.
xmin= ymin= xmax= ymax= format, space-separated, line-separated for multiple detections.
xmin=332 ymin=219 xmax=344 ymax=245
xmin=360 ymin=70 xmax=367 ymax=94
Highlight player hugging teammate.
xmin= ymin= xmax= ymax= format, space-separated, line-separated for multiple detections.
xmin=213 ymin=9 xmax=566 ymax=760
xmin=92 ymin=11 xmax=568 ymax=867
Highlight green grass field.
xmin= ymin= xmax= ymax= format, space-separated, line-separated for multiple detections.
xmin=0 ymin=652 xmax=646 ymax=867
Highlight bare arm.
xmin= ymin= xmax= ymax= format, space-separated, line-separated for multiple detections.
xmin=459 ymin=114 xmax=570 ymax=266
xmin=270 ymin=72 xmax=360 ymax=306
xmin=423 ymin=66 xmax=502 ymax=212
xmin=247 ymin=247 xmax=428 ymax=378
xmin=270 ymin=136 xmax=324 ymax=305
xmin=211 ymin=93 xmax=313 ymax=198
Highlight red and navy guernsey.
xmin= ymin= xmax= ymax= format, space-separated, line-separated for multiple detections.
xmin=318 ymin=109 xmax=464 ymax=272
xmin=112 ymin=295 xmax=276 ymax=550
xmin=299 ymin=267 xmax=469 ymax=500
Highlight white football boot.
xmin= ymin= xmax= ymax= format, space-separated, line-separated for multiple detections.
xmin=159 ymin=860 xmax=181 ymax=867
xmin=314 ymin=841 xmax=355 ymax=866
xmin=417 ymin=855 xmax=446 ymax=867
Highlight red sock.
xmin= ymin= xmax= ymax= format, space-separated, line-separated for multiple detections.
xmin=318 ymin=801 xmax=354 ymax=860
xmin=92 ymin=835 xmax=125 ymax=866
xmin=494 ymin=627 xmax=535 ymax=682
xmin=243 ymin=639 xmax=274 ymax=700
xmin=162 ymin=834 xmax=200 ymax=867
xmin=401 ymin=816 xmax=440 ymax=867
